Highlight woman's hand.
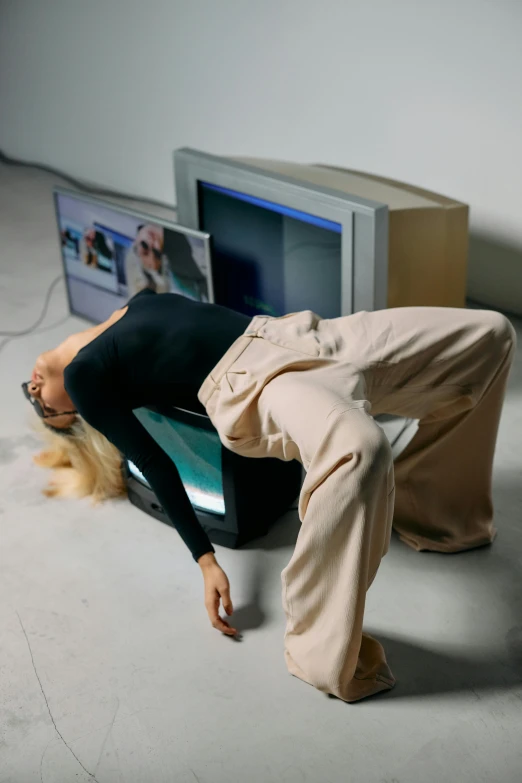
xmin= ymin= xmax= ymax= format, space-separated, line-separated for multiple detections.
xmin=198 ymin=553 xmax=238 ymax=636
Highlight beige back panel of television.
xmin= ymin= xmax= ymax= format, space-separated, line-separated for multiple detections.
xmin=234 ymin=157 xmax=469 ymax=309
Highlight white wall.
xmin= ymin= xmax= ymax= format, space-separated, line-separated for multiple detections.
xmin=1 ymin=0 xmax=521 ymax=307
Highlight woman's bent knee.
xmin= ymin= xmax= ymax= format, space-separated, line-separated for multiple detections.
xmin=334 ymin=410 xmax=393 ymax=479
xmin=362 ymin=423 xmax=393 ymax=485
xmin=479 ymin=311 xmax=517 ymax=357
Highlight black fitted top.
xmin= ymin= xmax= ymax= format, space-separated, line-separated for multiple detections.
xmin=64 ymin=290 xmax=251 ymax=561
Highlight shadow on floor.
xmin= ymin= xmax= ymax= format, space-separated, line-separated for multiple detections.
xmin=366 ymin=630 xmax=522 ymax=701
xmin=466 ymin=236 xmax=522 ymax=394
xmin=241 ymin=508 xmax=301 ymax=552
xmin=243 ymin=463 xmax=522 ymax=556
xmin=467 ymin=230 xmax=522 ymax=317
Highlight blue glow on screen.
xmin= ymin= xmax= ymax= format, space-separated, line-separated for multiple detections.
xmin=94 ymin=223 xmax=134 ymax=248
xmin=200 ymin=182 xmax=342 ymax=234
xmin=130 ymin=408 xmax=225 ymax=516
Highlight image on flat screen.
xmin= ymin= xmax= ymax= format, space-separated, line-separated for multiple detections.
xmin=130 ymin=408 xmax=225 ymax=515
xmin=55 ymin=192 xmax=211 ymax=324
xmin=198 ymin=182 xmax=343 ymax=319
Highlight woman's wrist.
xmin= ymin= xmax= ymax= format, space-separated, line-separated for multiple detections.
xmin=197 ymin=551 xmax=217 ymax=570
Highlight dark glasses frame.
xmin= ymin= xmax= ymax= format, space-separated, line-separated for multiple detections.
xmin=138 ymin=240 xmax=162 ymax=261
xmin=21 ymin=382 xmax=77 ymax=420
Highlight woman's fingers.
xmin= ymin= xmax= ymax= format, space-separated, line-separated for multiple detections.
xmin=202 ymin=565 xmax=238 ymax=635
xmin=215 ymin=616 xmax=238 ymax=635
xmin=209 ymin=605 xmax=237 ymax=635
xmin=206 ymin=594 xmax=237 ymax=635
xmin=220 ymin=586 xmax=233 ymax=616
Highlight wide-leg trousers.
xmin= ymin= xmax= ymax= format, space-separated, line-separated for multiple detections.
xmin=198 ymin=306 xmax=516 ymax=702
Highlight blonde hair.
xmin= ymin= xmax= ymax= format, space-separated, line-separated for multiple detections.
xmin=33 ymin=417 xmax=127 ymax=502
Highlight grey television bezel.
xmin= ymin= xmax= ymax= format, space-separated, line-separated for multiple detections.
xmin=174 ymin=147 xmax=389 ymax=314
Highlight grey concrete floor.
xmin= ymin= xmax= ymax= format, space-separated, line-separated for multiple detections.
xmin=1 ymin=162 xmax=522 ymax=783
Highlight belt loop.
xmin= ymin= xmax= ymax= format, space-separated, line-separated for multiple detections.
xmin=245 ymin=314 xmax=269 ymax=336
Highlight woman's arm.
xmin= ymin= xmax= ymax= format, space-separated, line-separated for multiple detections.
xmin=64 ymin=343 xmax=239 ymax=635
xmin=65 ymin=362 xmax=215 ymax=563
xmin=76 ymin=396 xmax=238 ymax=633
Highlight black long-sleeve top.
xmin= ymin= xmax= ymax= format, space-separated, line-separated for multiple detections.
xmin=64 ymin=290 xmax=251 ymax=561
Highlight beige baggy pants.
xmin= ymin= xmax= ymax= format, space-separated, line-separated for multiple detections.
xmin=198 ymin=306 xmax=516 ymax=703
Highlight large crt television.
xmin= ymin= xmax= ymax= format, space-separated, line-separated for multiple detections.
xmin=174 ymin=147 xmax=469 ymax=313
xmin=174 ymin=147 xmax=388 ymax=317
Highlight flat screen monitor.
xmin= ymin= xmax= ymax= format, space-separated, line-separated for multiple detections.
xmin=54 ymin=188 xmax=213 ymax=324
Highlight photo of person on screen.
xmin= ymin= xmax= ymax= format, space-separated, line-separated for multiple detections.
xmin=60 ymin=229 xmax=80 ymax=257
xmin=163 ymin=228 xmax=209 ymax=302
xmin=125 ymin=224 xmax=169 ymax=294
xmin=125 ymin=223 xmax=209 ymax=301
xmin=80 ymin=227 xmax=114 ymax=271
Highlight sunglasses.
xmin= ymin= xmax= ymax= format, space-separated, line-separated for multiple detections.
xmin=21 ymin=382 xmax=77 ymax=420
xmin=139 ymin=240 xmax=162 ymax=261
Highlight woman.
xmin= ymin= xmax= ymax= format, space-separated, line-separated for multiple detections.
xmin=25 ymin=290 xmax=516 ymax=703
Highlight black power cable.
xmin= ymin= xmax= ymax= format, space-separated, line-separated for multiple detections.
xmin=0 ymin=276 xmax=63 ymax=337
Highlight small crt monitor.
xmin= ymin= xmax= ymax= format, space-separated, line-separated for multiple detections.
xmin=128 ymin=406 xmax=225 ymax=516
xmin=124 ymin=404 xmax=303 ymax=550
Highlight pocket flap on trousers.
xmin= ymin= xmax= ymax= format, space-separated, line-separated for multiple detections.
xmin=258 ymin=311 xmax=322 ymax=357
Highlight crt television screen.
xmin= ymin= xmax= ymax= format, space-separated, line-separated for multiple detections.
xmin=198 ymin=182 xmax=342 ymax=319
xmin=55 ymin=191 xmax=211 ymax=323
xmin=129 ymin=407 xmax=225 ymax=516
